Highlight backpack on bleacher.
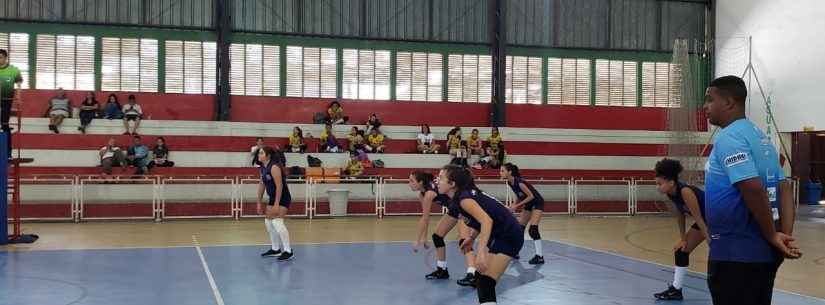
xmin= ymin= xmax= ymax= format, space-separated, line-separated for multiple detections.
xmin=307 ymin=155 xmax=323 ymax=167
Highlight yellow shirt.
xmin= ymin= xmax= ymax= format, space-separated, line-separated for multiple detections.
xmin=346 ymin=159 xmax=364 ymax=176
xmin=348 ymin=134 xmax=363 ymax=145
xmin=487 ymin=134 xmax=502 ymax=149
xmin=467 ymin=135 xmax=481 ymax=148
xmin=320 ymin=130 xmax=330 ymax=142
xmin=328 ymin=107 xmax=343 ymax=118
xmin=367 ymin=134 xmax=385 ymax=146
xmin=288 ymin=134 xmax=302 ymax=146
xmin=447 ymin=134 xmax=461 ymax=149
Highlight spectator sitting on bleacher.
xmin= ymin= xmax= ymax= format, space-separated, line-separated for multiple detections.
xmin=450 ymin=140 xmax=470 ymax=167
xmin=365 ymin=128 xmax=386 ymax=153
xmin=149 ymin=136 xmax=174 ymax=168
xmin=251 ymin=137 xmax=265 ymax=166
xmin=320 ymin=123 xmax=341 ymax=153
xmin=473 ymin=143 xmax=506 ymax=170
xmin=365 ymin=113 xmax=382 ymax=132
xmin=78 ymin=91 xmax=99 ymax=134
xmin=487 ymin=126 xmax=503 ymax=151
xmin=122 ymin=95 xmax=143 ymax=135
xmin=103 ymin=93 xmax=123 ymax=120
xmin=467 ymin=128 xmax=483 ymax=156
xmin=348 ymin=126 xmax=366 ymax=153
xmin=345 ymin=152 xmax=364 ymax=177
xmin=99 ymin=137 xmax=126 ymax=177
xmin=416 ymin=124 xmax=440 ymax=154
xmin=446 ymin=126 xmax=462 ymax=156
xmin=45 ymin=88 xmax=71 ymax=134
xmin=327 ymin=100 xmax=348 ymax=124
xmin=288 ymin=127 xmax=308 ymax=153
xmin=126 ymin=135 xmax=150 ymax=175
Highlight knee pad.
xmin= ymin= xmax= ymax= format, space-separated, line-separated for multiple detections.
xmin=432 ymin=233 xmax=446 ymax=248
xmin=475 ymin=272 xmax=497 ymax=304
xmin=675 ymin=249 xmax=689 ymax=267
xmin=528 ymin=225 xmax=541 ymax=240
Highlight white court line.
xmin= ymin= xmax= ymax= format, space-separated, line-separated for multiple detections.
xmin=193 ymin=235 xmax=226 ymax=305
xmin=550 ymin=239 xmax=825 ymax=302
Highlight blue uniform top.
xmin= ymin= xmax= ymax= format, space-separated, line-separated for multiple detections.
xmin=260 ymin=161 xmax=292 ymax=205
xmin=667 ymin=182 xmax=706 ymax=220
xmin=422 ymin=182 xmax=458 ymax=217
xmin=450 ymin=189 xmax=521 ymax=239
xmin=507 ymin=177 xmax=544 ymax=205
xmin=705 ymin=118 xmax=784 ymax=263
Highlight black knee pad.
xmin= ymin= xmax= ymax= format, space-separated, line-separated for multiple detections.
xmin=675 ymin=249 xmax=689 ymax=267
xmin=528 ymin=225 xmax=541 ymax=240
xmin=432 ymin=233 xmax=446 ymax=248
xmin=475 ymin=272 xmax=497 ymax=303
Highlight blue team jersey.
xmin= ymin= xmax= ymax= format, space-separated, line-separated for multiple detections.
xmin=704 ymin=118 xmax=784 ymax=263
xmin=508 ymin=177 xmax=544 ymax=204
xmin=450 ymin=189 xmax=521 ymax=239
xmin=422 ymin=182 xmax=459 ymax=218
xmin=260 ymin=161 xmax=292 ymax=206
xmin=668 ymin=182 xmax=706 ymax=220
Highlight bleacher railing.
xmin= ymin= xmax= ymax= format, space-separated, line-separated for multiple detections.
xmin=11 ymin=174 xmax=803 ymax=221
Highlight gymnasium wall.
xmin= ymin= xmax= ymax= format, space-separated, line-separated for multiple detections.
xmin=715 ymin=0 xmax=825 ymax=132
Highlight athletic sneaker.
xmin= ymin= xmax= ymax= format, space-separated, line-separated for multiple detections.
xmin=456 ymin=273 xmax=477 ymax=287
xmin=653 ymin=284 xmax=683 ymax=300
xmin=277 ymin=251 xmax=294 ymax=261
xmin=260 ymin=249 xmax=282 ymax=257
xmin=425 ymin=267 xmax=450 ymax=280
xmin=528 ymin=255 xmax=545 ymax=265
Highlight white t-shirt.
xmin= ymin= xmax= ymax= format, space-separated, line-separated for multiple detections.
xmin=417 ymin=133 xmax=434 ymax=145
xmin=123 ymin=104 xmax=143 ymax=116
xmin=100 ymin=146 xmax=121 ymax=160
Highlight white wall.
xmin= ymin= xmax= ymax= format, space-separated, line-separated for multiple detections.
xmin=715 ymin=0 xmax=825 ymax=132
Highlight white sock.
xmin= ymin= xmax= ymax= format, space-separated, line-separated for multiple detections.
xmin=272 ymin=218 xmax=291 ymax=253
xmin=264 ymin=219 xmax=281 ymax=251
xmin=673 ymin=267 xmax=688 ymax=289
xmin=467 ymin=267 xmax=476 ymax=274
xmin=436 ymin=260 xmax=447 ymax=269
xmin=534 ymin=239 xmax=543 ymax=257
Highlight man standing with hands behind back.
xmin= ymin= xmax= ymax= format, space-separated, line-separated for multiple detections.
xmin=702 ymin=75 xmax=801 ymax=305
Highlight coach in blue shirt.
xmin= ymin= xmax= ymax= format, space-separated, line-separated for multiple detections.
xmin=703 ymin=76 xmax=801 ymax=305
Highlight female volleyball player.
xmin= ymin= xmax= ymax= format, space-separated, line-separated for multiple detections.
xmin=652 ymin=158 xmax=708 ymax=300
xmin=409 ymin=170 xmax=478 ymax=287
xmin=257 ymin=146 xmax=294 ymax=261
xmin=501 ymin=163 xmax=545 ymax=264
xmin=438 ymin=165 xmax=524 ymax=305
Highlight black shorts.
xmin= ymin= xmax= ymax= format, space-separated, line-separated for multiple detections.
xmin=524 ymin=199 xmax=544 ymax=212
xmin=125 ymin=114 xmax=140 ymax=121
xmin=487 ymin=226 xmax=525 ymax=258
xmin=266 ymin=194 xmax=291 ymax=208
xmin=707 ymin=259 xmax=783 ymax=305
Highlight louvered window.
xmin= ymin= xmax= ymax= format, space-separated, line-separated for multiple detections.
xmin=447 ymin=54 xmax=492 ymax=103
xmin=505 ymin=56 xmax=542 ymax=104
xmin=164 ymin=40 xmax=216 ymax=94
xmin=101 ymin=38 xmax=158 ymax=92
xmin=36 ymin=34 xmax=94 ymax=90
xmin=642 ymin=62 xmax=682 ymax=108
xmin=547 ymin=57 xmax=591 ymax=105
xmin=229 ymin=43 xmax=280 ymax=96
xmin=595 ymin=59 xmax=637 ymax=106
xmin=342 ymin=49 xmax=391 ymax=100
xmin=396 ymin=52 xmax=443 ymax=102
xmin=285 ymin=46 xmax=336 ymax=98
xmin=0 ymin=33 xmax=30 ymax=89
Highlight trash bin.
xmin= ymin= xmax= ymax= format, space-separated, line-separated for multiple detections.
xmin=328 ymin=189 xmax=350 ymax=216
xmin=805 ymin=182 xmax=822 ymax=205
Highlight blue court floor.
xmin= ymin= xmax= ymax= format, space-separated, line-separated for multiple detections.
xmin=1 ymin=240 xmax=823 ymax=305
